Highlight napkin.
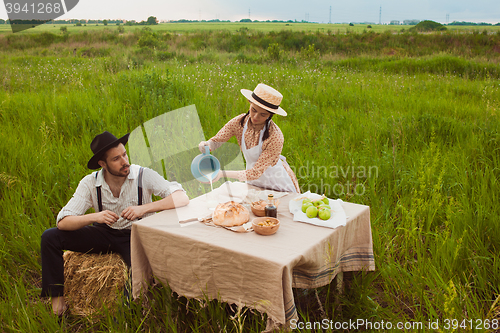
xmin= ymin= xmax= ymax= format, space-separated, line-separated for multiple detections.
xmin=216 ymin=181 xmax=249 ymax=203
xmin=288 ymin=191 xmax=347 ymax=229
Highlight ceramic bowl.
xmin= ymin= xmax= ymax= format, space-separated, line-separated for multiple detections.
xmin=252 ymin=217 xmax=280 ymax=236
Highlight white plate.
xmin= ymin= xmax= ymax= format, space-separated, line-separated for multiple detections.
xmin=288 ymin=191 xmax=347 ymax=229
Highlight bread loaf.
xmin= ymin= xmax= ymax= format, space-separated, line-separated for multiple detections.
xmin=212 ymin=201 xmax=250 ymax=227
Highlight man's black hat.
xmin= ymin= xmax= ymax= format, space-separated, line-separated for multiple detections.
xmin=87 ymin=131 xmax=130 ymax=169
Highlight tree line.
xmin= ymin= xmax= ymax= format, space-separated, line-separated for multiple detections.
xmin=1 ymin=18 xmax=499 ymax=26
xmin=449 ymin=21 xmax=500 ymax=26
xmin=0 ymin=16 xmax=158 ymax=25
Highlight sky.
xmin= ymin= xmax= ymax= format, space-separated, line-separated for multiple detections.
xmin=1 ymin=0 xmax=499 ymax=24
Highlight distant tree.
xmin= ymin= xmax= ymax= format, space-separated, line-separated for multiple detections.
xmin=410 ymin=20 xmax=446 ymax=32
xmin=75 ymin=22 xmax=82 ymax=26
xmin=367 ymin=25 xmax=372 ymax=29
xmin=147 ymin=16 xmax=158 ymax=25
xmin=103 ymin=20 xmax=108 ymax=26
xmin=349 ymin=23 xmax=354 ymax=26
xmin=240 ymin=19 xmax=252 ymax=22
xmin=0 ymin=19 xmax=5 ymax=24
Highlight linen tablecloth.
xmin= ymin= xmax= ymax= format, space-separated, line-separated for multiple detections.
xmin=131 ymin=182 xmax=375 ymax=329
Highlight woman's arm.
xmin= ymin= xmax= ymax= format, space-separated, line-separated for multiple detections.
xmin=222 ymin=124 xmax=284 ymax=181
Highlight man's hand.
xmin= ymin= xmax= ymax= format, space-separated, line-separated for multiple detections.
xmin=58 ymin=210 xmax=119 ymax=230
xmin=121 ymin=206 xmax=146 ymax=221
xmin=96 ymin=210 xmax=120 ymax=226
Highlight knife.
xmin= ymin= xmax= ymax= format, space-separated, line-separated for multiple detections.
xmin=179 ymin=215 xmax=212 ymax=225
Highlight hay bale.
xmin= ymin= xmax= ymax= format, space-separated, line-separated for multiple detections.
xmin=63 ymin=251 xmax=128 ymax=316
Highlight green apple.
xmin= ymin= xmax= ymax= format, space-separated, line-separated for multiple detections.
xmin=318 ymin=208 xmax=331 ymax=220
xmin=312 ymin=200 xmax=322 ymax=207
xmin=302 ymin=198 xmax=312 ymax=205
xmin=302 ymin=202 xmax=313 ymax=213
xmin=306 ymin=206 xmax=318 ymax=218
xmin=322 ymin=197 xmax=329 ymax=205
xmin=318 ymin=205 xmax=331 ymax=210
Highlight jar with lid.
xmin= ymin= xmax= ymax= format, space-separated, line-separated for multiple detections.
xmin=264 ymin=194 xmax=277 ymax=218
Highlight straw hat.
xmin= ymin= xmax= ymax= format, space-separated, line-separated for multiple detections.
xmin=240 ymin=83 xmax=287 ymax=116
xmin=87 ymin=131 xmax=130 ymax=169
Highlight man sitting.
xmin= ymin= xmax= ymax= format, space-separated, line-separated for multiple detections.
xmin=40 ymin=131 xmax=189 ymax=316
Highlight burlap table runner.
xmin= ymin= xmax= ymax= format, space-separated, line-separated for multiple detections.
xmin=131 ymin=182 xmax=375 ymax=330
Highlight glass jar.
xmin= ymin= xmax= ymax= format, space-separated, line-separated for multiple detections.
xmin=264 ymin=194 xmax=277 ymax=218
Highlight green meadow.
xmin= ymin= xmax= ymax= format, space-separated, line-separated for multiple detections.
xmin=1 ymin=21 xmax=500 ymax=34
xmin=0 ymin=23 xmax=500 ymax=331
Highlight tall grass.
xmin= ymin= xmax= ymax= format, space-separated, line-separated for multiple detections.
xmin=1 ymin=27 xmax=500 ymax=62
xmin=1 ymin=27 xmax=500 ymax=331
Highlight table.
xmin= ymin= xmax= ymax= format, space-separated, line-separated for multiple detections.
xmin=131 ymin=182 xmax=375 ymax=330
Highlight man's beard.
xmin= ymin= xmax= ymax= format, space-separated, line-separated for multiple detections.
xmin=106 ymin=164 xmax=130 ymax=177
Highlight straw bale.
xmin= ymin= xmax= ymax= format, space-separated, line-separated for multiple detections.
xmin=63 ymin=251 xmax=128 ymax=316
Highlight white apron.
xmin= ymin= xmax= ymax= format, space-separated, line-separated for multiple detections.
xmin=242 ymin=120 xmax=297 ymax=193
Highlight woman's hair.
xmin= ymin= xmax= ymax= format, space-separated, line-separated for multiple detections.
xmin=240 ymin=111 xmax=274 ymax=142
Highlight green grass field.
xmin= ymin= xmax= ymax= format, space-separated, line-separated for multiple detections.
xmin=1 ymin=21 xmax=499 ymax=35
xmin=1 ymin=24 xmax=500 ymax=332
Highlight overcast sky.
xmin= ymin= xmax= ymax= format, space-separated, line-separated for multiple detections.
xmin=2 ymin=0 xmax=499 ymax=24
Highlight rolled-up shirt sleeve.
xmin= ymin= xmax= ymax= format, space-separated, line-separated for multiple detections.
xmin=56 ymin=175 xmax=94 ymax=225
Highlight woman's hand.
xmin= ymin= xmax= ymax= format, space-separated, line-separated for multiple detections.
xmin=199 ymin=170 xmax=222 ymax=184
xmin=198 ymin=141 xmax=210 ymax=153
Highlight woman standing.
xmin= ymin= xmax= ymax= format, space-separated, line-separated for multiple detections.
xmin=199 ymin=83 xmax=299 ymax=193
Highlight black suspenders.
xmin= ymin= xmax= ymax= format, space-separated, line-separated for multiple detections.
xmin=137 ymin=166 xmax=144 ymax=207
xmin=95 ymin=167 xmax=144 ymax=213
